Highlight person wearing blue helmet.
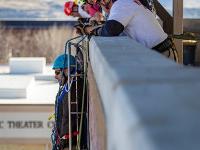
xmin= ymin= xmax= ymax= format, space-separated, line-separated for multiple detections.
xmin=52 ymin=54 xmax=79 ymax=150
xmin=52 ymin=54 xmax=76 ymax=86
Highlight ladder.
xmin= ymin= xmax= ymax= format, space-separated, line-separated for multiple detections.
xmin=64 ymin=35 xmax=89 ymax=150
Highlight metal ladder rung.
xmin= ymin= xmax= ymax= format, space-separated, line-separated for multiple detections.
xmin=71 ymin=74 xmax=84 ymax=77
xmin=71 ymin=112 xmax=84 ymax=115
xmin=71 ymin=102 xmax=78 ymax=104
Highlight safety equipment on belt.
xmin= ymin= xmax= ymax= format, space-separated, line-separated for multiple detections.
xmin=52 ymin=54 xmax=76 ymax=70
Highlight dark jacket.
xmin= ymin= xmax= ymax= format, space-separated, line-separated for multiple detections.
xmin=54 ymin=75 xmax=86 ymax=149
xmin=60 ymin=77 xmax=84 ymax=138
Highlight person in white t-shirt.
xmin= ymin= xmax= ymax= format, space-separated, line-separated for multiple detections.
xmin=84 ymin=0 xmax=178 ymax=61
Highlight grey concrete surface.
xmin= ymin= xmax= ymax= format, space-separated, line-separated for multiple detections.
xmin=89 ymin=36 xmax=200 ymax=150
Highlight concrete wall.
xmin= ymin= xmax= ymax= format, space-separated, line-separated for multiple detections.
xmin=88 ymin=36 xmax=200 ymax=150
xmin=88 ymin=64 xmax=106 ymax=150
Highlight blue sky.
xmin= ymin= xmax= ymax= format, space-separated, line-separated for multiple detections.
xmin=159 ymin=0 xmax=200 ymax=9
xmin=159 ymin=0 xmax=200 ymax=18
xmin=159 ymin=0 xmax=172 ymax=9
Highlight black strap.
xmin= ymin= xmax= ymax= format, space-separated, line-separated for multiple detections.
xmin=152 ymin=37 xmax=173 ymax=53
xmin=153 ymin=37 xmax=179 ymax=62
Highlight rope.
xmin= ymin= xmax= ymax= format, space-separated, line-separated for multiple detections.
xmin=168 ymin=32 xmax=199 ymax=62
xmin=170 ymin=33 xmax=200 ymax=41
xmin=170 ymin=41 xmax=179 ymax=63
xmin=77 ymin=41 xmax=88 ymax=150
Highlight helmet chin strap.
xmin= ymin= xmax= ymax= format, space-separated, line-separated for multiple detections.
xmin=60 ymin=67 xmax=75 ymax=86
xmin=59 ymin=69 xmax=67 ymax=86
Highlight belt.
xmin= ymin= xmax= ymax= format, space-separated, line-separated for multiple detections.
xmin=152 ymin=37 xmax=173 ymax=53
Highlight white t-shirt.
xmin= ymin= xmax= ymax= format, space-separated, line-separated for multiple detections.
xmin=108 ymin=0 xmax=168 ymax=48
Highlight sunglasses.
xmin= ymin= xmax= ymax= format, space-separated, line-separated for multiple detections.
xmin=55 ymin=70 xmax=61 ymax=75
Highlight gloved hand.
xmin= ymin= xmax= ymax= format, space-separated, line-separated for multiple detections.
xmin=74 ymin=23 xmax=85 ymax=35
xmin=78 ymin=18 xmax=90 ymax=25
xmin=89 ymin=20 xmax=105 ymax=26
xmin=74 ymin=23 xmax=93 ymax=35
xmin=74 ymin=18 xmax=105 ymax=35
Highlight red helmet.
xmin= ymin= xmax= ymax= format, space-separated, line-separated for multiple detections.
xmin=64 ymin=1 xmax=77 ymax=16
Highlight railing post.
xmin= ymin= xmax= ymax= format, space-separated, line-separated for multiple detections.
xmin=173 ymin=0 xmax=183 ymax=63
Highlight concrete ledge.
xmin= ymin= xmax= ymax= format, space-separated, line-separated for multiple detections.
xmin=89 ymin=36 xmax=200 ymax=150
xmin=9 ymin=57 xmax=46 ymax=74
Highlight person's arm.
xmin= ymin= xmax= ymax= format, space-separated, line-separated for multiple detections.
xmin=95 ymin=20 xmax=124 ymax=36
xmin=85 ymin=0 xmax=134 ymax=36
xmin=84 ymin=19 xmax=124 ymax=36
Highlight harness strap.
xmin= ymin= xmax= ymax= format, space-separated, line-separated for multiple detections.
xmin=61 ymin=131 xmax=79 ymax=140
xmin=152 ymin=37 xmax=179 ymax=62
xmin=153 ymin=37 xmax=173 ymax=53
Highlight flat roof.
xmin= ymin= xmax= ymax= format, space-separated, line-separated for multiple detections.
xmin=0 ymin=65 xmax=58 ymax=105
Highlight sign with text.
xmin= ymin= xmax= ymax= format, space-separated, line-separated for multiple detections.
xmin=0 ymin=112 xmax=54 ymax=138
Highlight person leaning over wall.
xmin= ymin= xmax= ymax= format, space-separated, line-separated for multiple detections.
xmin=83 ymin=0 xmax=178 ymax=61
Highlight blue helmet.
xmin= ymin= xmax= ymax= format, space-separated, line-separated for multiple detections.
xmin=52 ymin=54 xmax=76 ymax=70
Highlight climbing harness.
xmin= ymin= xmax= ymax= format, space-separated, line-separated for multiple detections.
xmin=153 ymin=37 xmax=179 ymax=62
xmin=51 ymin=76 xmax=76 ymax=150
xmin=153 ymin=32 xmax=200 ymax=63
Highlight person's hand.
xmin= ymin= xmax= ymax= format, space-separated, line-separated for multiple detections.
xmin=90 ymin=12 xmax=104 ymax=22
xmin=74 ymin=24 xmax=85 ymax=35
xmin=84 ymin=26 xmax=95 ymax=35
xmin=74 ymin=23 xmax=94 ymax=35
